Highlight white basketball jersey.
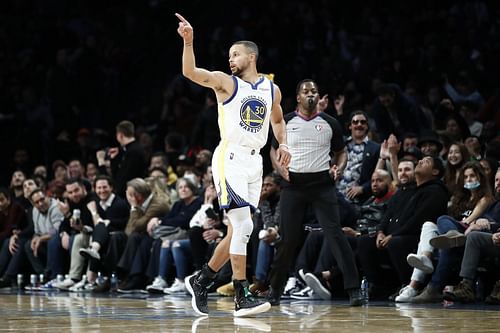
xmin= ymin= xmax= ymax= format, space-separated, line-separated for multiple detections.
xmin=218 ymin=76 xmax=274 ymax=149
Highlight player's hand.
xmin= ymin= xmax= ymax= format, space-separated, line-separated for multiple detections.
xmin=276 ymin=145 xmax=291 ymax=168
xmin=276 ymin=165 xmax=290 ymax=182
xmin=175 ymin=13 xmax=193 ymax=44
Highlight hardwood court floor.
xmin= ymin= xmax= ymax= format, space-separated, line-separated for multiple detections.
xmin=1 ymin=290 xmax=499 ymax=332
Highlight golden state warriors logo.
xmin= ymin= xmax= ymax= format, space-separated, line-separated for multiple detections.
xmin=239 ymin=96 xmax=267 ymax=133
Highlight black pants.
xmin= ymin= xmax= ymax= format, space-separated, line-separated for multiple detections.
xmin=0 ymin=237 xmax=30 ymax=278
xmin=295 ymin=231 xmax=333 ymax=274
xmin=269 ymin=171 xmax=359 ymax=291
xmin=357 ymin=234 xmax=418 ymax=287
xmin=117 ymin=232 xmax=152 ymax=278
xmin=88 ymin=231 xmax=127 ymax=275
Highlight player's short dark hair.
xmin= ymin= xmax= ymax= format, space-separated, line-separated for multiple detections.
xmin=233 ymin=40 xmax=259 ymax=59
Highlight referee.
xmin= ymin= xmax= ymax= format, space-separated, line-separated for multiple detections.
xmin=267 ymin=79 xmax=362 ymax=306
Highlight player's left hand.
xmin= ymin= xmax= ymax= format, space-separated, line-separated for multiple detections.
xmin=175 ymin=13 xmax=193 ymax=44
xmin=276 ymin=145 xmax=291 ymax=168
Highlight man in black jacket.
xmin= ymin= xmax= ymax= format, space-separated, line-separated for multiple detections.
xmin=52 ymin=178 xmax=95 ymax=289
xmin=75 ymin=175 xmax=130 ymax=291
xmin=96 ymin=120 xmax=147 ymax=197
xmin=357 ymin=156 xmax=448 ymax=298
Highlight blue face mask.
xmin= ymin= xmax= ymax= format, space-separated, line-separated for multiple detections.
xmin=464 ymin=182 xmax=480 ymax=190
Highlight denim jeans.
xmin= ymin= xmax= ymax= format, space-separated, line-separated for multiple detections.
xmin=171 ymin=239 xmax=192 ymax=279
xmin=255 ymin=240 xmax=275 ymax=282
xmin=429 ymin=215 xmax=466 ymax=289
xmin=158 ymin=246 xmax=172 ymax=279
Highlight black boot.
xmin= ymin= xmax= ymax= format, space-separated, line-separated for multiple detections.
xmin=233 ymin=279 xmax=271 ymax=317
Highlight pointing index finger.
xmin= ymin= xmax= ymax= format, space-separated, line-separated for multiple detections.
xmin=175 ymin=13 xmax=189 ymax=25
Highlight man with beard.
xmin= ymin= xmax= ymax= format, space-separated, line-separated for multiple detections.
xmin=9 ymin=170 xmax=26 ymax=203
xmin=266 ymin=79 xmax=363 ymax=307
xmin=248 ymin=171 xmax=282 ymax=297
xmin=0 ymin=188 xmax=28 ymax=287
xmin=21 ymin=189 xmax=64 ymax=287
xmin=0 ymin=179 xmax=38 ymax=288
xmin=357 ymin=156 xmax=448 ymax=299
xmin=176 ymin=13 xmax=290 ymax=317
xmin=51 ymin=178 xmax=95 ymax=289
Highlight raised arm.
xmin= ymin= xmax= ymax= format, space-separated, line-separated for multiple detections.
xmin=175 ymin=13 xmax=232 ymax=93
xmin=270 ymin=84 xmax=291 ymax=168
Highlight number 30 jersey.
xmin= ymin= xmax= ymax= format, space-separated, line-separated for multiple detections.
xmin=218 ymin=75 xmax=274 ymax=150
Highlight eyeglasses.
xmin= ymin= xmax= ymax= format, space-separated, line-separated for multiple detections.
xmin=351 ymin=119 xmax=367 ymax=125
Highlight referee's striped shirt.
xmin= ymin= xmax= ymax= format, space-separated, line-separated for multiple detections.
xmin=273 ymin=111 xmax=345 ymax=173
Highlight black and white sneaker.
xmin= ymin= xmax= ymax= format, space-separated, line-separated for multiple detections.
xmin=304 ymin=272 xmax=331 ymax=300
xmin=290 ymin=286 xmax=317 ymax=300
xmin=185 ymin=274 xmax=209 ymax=316
xmin=234 ymin=280 xmax=271 ymax=317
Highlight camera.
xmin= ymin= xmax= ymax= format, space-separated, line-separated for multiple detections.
xmin=205 ymin=208 xmax=219 ymax=220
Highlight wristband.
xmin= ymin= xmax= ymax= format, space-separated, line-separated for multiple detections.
xmin=279 ymin=143 xmax=289 ymax=150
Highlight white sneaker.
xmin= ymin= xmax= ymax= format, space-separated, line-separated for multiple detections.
xmin=69 ymin=281 xmax=96 ymax=292
xmin=53 ymin=278 xmax=76 ymax=290
xmin=38 ymin=278 xmax=58 ymax=291
xmin=298 ymin=269 xmax=308 ymax=284
xmin=164 ymin=278 xmax=186 ymax=294
xmin=407 ymin=254 xmax=434 ymax=274
xmin=290 ymin=286 xmax=317 ymax=300
xmin=395 ymin=285 xmax=418 ymax=303
xmin=282 ymin=277 xmax=300 ymax=297
xmin=68 ymin=279 xmax=87 ymax=292
xmin=146 ymin=276 xmax=167 ymax=293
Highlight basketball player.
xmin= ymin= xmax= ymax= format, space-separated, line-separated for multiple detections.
xmin=176 ymin=13 xmax=291 ymax=317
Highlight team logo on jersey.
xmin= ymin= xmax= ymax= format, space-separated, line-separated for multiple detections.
xmin=315 ymin=124 xmax=323 ymax=131
xmin=239 ymin=96 xmax=267 ymax=133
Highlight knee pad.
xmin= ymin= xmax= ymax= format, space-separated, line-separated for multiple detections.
xmin=227 ymin=207 xmax=254 ymax=255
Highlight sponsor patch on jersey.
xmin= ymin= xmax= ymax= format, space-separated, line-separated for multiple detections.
xmin=239 ymin=95 xmax=267 ymax=133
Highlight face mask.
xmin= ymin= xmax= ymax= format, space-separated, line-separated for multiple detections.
xmin=464 ymin=182 xmax=480 ymax=190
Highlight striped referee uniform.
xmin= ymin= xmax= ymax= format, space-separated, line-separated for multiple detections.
xmin=268 ymin=110 xmax=360 ymax=293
